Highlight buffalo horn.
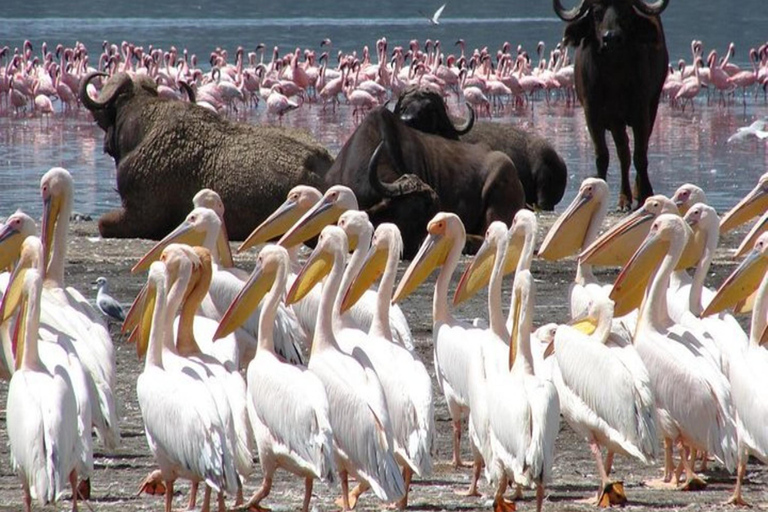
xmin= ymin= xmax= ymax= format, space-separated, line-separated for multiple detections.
xmin=632 ymin=0 xmax=670 ymax=16
xmin=552 ymin=0 xmax=588 ymax=22
xmin=454 ymin=103 xmax=475 ymax=135
xmin=369 ymin=142 xmax=401 ymax=198
xmin=79 ymin=71 xmax=131 ymax=111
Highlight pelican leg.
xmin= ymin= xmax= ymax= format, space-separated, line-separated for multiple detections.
xmin=243 ymin=474 xmax=272 ymax=512
xmin=69 ymin=469 xmax=79 ymax=512
xmin=339 ymin=470 xmax=351 ymax=512
xmin=22 ymin=482 xmax=31 ymax=512
xmin=452 ymin=415 xmax=465 ymax=468
xmin=492 ymin=477 xmax=515 ymax=512
xmin=165 ymin=480 xmax=174 ymax=512
xmin=393 ymin=466 xmax=413 ymax=510
xmin=679 ymin=444 xmax=707 ymax=491
xmin=235 ymin=478 xmax=244 ymax=506
xmin=535 ymin=483 xmax=545 ymax=512
xmin=189 ymin=481 xmax=199 ymax=509
xmin=604 ymin=451 xmax=614 ymax=476
xmin=347 ymin=480 xmax=369 ymax=509
xmin=590 ymin=439 xmax=626 ymax=507
xmin=302 ymin=477 xmax=313 ymax=512
xmin=663 ymin=438 xmax=674 ymax=483
xmin=511 ymin=483 xmax=523 ymax=501
xmin=698 ymin=450 xmax=709 ymax=473
xmin=455 ymin=455 xmax=482 ymax=497
xmin=725 ymin=449 xmax=750 ymax=507
xmin=201 ymin=484 xmax=212 ymax=512
xmin=217 ymin=491 xmax=226 ymax=512
xmin=77 ymin=478 xmax=91 ymax=500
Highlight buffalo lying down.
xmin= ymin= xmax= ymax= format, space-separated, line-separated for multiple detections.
xmin=394 ymin=87 xmax=568 ymax=211
xmin=325 ymin=106 xmax=525 ymax=258
xmin=81 ymin=72 xmax=333 ymax=240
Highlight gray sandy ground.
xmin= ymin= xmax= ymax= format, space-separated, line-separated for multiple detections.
xmin=0 ymin=212 xmax=765 ymax=512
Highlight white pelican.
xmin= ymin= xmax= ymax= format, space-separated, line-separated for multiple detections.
xmin=192 ymin=188 xmax=235 ymax=269
xmin=214 ymin=244 xmax=335 ymax=512
xmin=393 ymin=212 xmax=483 ymax=468
xmin=671 ymin=183 xmax=707 ymax=215
xmin=701 ymin=232 xmax=768 ymax=506
xmin=340 ymin=223 xmax=434 ymax=508
xmin=487 ymin=270 xmax=560 ymax=512
xmin=548 ymin=295 xmax=658 ymax=505
xmin=135 ymin=261 xmax=237 ymax=512
xmin=285 ymin=225 xmax=405 ymax=509
xmin=275 ymin=185 xmax=414 ymax=349
xmin=2 ymin=252 xmax=81 ymax=512
xmin=0 ymin=237 xmax=95 ymax=497
xmin=132 ymin=206 xmax=304 ymax=367
xmin=39 ymin=167 xmax=120 ymax=453
xmin=451 ymin=220 xmax=514 ymax=496
xmin=610 ymin=214 xmax=738 ymax=488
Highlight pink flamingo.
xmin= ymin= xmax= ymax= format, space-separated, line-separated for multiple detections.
xmin=460 ymin=68 xmax=491 ymax=118
xmin=266 ymin=84 xmax=301 ymax=120
xmin=728 ymin=48 xmax=759 ymax=106
xmin=675 ymin=57 xmax=703 ymax=112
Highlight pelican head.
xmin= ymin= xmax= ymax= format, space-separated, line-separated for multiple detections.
xmin=132 ymin=207 xmax=220 ymax=273
xmin=0 ymin=211 xmax=36 ymax=272
xmin=580 ymin=195 xmax=678 ymax=267
xmin=278 ymin=186 xmax=358 ymax=249
xmin=539 ymin=177 xmax=609 ymax=261
xmin=215 ymin=245 xmax=290 ymax=340
xmin=702 ymin=232 xmax=768 ymax=318
xmin=341 ymin=223 xmax=403 ymax=314
xmin=0 ymin=236 xmax=44 ymax=324
xmin=40 ymin=167 xmax=74 ymax=274
xmin=286 ymin=225 xmax=348 ymax=305
xmin=672 ymin=183 xmax=707 ymax=215
xmin=684 ymin=202 xmax=719 ymax=238
xmin=610 ymin=214 xmax=690 ymax=315
xmin=337 ymin=210 xmax=372 ymax=252
xmin=193 ymin=188 xmax=233 ymax=268
xmin=238 ymin=185 xmax=322 ymax=252
xmin=720 ymin=172 xmax=768 ymax=234
xmin=453 ymin=221 xmax=508 ymax=306
xmin=393 ymin=212 xmax=464 ymax=304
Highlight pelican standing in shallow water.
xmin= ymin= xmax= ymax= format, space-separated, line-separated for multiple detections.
xmin=214 ymin=245 xmax=335 ymax=512
xmin=285 ymin=225 xmax=405 ymax=509
xmin=393 ymin=212 xmax=484 ymax=468
xmin=701 ymin=232 xmax=768 ymax=506
xmin=340 ymin=223 xmax=434 ymax=508
xmin=135 ymin=261 xmax=236 ymax=512
xmin=610 ymin=214 xmax=738 ymax=489
xmin=2 ymin=263 xmax=81 ymax=512
xmin=487 ymin=270 xmax=560 ymax=512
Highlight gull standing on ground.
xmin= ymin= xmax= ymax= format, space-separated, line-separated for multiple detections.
xmin=93 ymin=276 xmax=125 ymax=323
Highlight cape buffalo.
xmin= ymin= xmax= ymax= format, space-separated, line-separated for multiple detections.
xmin=395 ymin=87 xmax=568 ymax=210
xmin=554 ymin=0 xmax=670 ymax=209
xmin=325 ymin=106 xmax=525 ymax=258
xmin=80 ymin=72 xmax=333 ymax=240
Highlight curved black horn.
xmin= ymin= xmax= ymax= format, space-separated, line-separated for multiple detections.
xmin=454 ymin=103 xmax=475 ymax=135
xmin=79 ymin=72 xmax=130 ymax=111
xmin=179 ymin=80 xmax=196 ymax=103
xmin=632 ymin=0 xmax=670 ymax=16
xmin=553 ymin=0 xmax=588 ymax=22
xmin=368 ymin=142 xmax=401 ymax=198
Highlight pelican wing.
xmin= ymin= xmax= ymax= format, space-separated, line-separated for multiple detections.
xmin=728 ymin=346 xmax=768 ymax=463
xmin=524 ymin=376 xmax=560 ymax=485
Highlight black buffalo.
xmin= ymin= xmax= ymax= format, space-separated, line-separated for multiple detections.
xmin=554 ymin=0 xmax=670 ymax=209
xmin=325 ymin=107 xmax=525 ymax=258
xmin=394 ymin=87 xmax=568 ymax=210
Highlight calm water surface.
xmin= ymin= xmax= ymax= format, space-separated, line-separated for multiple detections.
xmin=1 ymin=1 xmax=767 ymax=219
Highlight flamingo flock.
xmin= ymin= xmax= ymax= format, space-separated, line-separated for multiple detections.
xmin=3 ymin=37 xmax=766 ymax=121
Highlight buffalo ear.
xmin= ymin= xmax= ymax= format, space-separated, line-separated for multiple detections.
xmin=632 ymin=12 xmax=663 ymax=45
xmin=563 ymin=15 xmax=593 ymax=46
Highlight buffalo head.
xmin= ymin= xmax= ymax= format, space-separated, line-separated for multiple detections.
xmin=394 ymin=87 xmax=474 ymax=140
xmin=80 ymin=72 xmax=159 ymax=163
xmin=554 ymin=0 xmax=670 ymax=53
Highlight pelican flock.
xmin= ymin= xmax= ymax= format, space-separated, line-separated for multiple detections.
xmin=3 ymin=166 xmax=768 ymax=511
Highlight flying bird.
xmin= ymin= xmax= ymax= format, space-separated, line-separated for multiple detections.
xmin=727 ymin=118 xmax=768 ymax=143
xmin=420 ymin=3 xmax=446 ymax=25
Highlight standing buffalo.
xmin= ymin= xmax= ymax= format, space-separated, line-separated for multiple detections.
xmin=325 ymin=106 xmax=525 ymax=258
xmin=554 ymin=0 xmax=670 ymax=209
xmin=80 ymin=72 xmax=333 ymax=240
xmin=395 ymin=88 xmax=568 ymax=210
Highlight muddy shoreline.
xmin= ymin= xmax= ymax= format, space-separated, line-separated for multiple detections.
xmin=0 ymin=212 xmax=763 ymax=512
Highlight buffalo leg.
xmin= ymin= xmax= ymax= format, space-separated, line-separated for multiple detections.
xmin=587 ymin=122 xmax=610 ymax=182
xmin=631 ymin=123 xmax=654 ymax=206
xmin=609 ymin=126 xmax=633 ymax=211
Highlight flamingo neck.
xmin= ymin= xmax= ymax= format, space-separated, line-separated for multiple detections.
xmin=434 ymin=235 xmax=463 ymax=324
xmin=489 ymin=241 xmax=509 ymax=341
xmin=313 ymin=249 xmax=345 ymax=357
xmin=749 ymin=267 xmax=768 ymax=346
xmin=370 ymin=247 xmax=396 ymax=341
xmin=259 ymin=265 xmax=287 ymax=353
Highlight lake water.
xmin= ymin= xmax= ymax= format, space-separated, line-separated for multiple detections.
xmin=1 ymin=0 xmax=767 ymax=220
